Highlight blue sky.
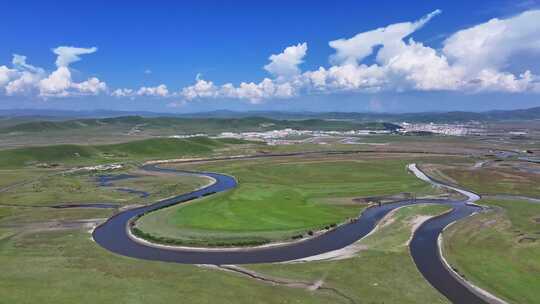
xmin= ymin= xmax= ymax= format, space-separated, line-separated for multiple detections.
xmin=1 ymin=0 xmax=539 ymax=113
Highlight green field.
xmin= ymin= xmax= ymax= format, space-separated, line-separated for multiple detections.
xmin=0 ymin=116 xmax=400 ymax=149
xmin=0 ymin=200 xmax=451 ymax=304
xmin=1 ymin=129 xmax=536 ymax=303
xmin=0 ymin=116 xmax=399 ymax=135
xmin=134 ymin=156 xmax=441 ymax=247
xmin=0 ymin=136 xmax=253 ymax=168
xmin=0 ymin=225 xmax=338 ymax=304
xmin=0 ymin=168 xmax=210 ymax=207
xmin=443 ymin=199 xmax=540 ymax=304
xmin=434 ymin=164 xmax=540 ymax=197
xmin=246 ymin=204 xmax=452 ymax=303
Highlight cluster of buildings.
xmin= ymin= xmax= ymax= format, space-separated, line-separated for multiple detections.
xmin=68 ymin=163 xmax=124 ymax=173
xmin=215 ymin=128 xmax=391 ymax=144
xmin=398 ymin=122 xmax=485 ymax=136
xmin=168 ymin=134 xmax=208 ymax=139
xmin=162 ymin=123 xmax=489 ymax=147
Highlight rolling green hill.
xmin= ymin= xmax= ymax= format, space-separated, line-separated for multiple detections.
xmin=0 ymin=137 xmax=251 ymax=168
xmin=0 ymin=116 xmax=400 ymax=135
xmin=180 ymin=107 xmax=540 ymax=122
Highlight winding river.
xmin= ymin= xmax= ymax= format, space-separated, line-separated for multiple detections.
xmin=92 ymin=157 xmax=489 ymax=304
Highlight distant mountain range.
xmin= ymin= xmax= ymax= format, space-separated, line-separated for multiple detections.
xmin=174 ymin=107 xmax=540 ymax=122
xmin=0 ymin=106 xmax=539 ymax=123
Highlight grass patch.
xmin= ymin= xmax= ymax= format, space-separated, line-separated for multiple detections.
xmin=134 ymin=156 xmax=440 ymax=247
xmin=0 ymin=116 xmax=399 ymax=135
xmin=437 ymin=165 xmax=540 ymax=197
xmin=246 ymin=204 xmax=452 ymax=303
xmin=0 ymin=223 xmax=338 ymax=304
xmin=0 ymin=136 xmax=251 ymax=168
xmin=0 ymin=169 xmax=210 ymax=207
xmin=443 ymin=199 xmax=540 ymax=304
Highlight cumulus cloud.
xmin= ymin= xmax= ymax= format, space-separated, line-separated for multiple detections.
xmin=72 ymin=77 xmax=108 ymax=95
xmin=180 ymin=76 xmax=296 ymax=103
xmin=5 ymin=69 xmax=43 ymax=95
xmin=38 ymin=67 xmax=73 ymax=96
xmin=263 ymin=43 xmax=307 ymax=79
xmin=443 ymin=10 xmax=540 ymax=71
xmin=177 ymin=9 xmax=540 ymax=103
xmin=40 ymin=47 xmax=107 ymax=97
xmin=137 ymin=84 xmax=169 ymax=97
xmin=2 ymin=9 xmax=540 ymax=102
xmin=439 ymin=9 xmax=540 ymax=91
xmin=328 ymin=10 xmax=441 ymax=65
xmin=53 ymin=46 xmax=98 ymax=67
xmin=3 ymin=55 xmax=47 ymax=95
xmin=178 ymin=43 xmax=305 ymax=103
xmin=112 ymin=88 xmax=134 ymax=97
xmin=12 ymin=54 xmax=43 ymax=73
xmin=0 ymin=46 xmax=106 ymax=97
xmin=0 ymin=66 xmax=18 ymax=87
xmin=111 ymin=84 xmax=172 ymax=98
xmin=181 ymin=78 xmax=219 ymax=100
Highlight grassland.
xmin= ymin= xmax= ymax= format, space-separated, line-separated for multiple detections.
xmin=0 ymin=116 xmax=399 ymax=135
xmin=0 ymin=168 xmax=210 ymax=207
xmin=0 ymin=224 xmax=339 ymax=304
xmin=0 ymin=116 xmax=400 ymax=149
xmin=0 ymin=115 xmax=538 ymax=304
xmin=0 ymin=168 xmax=51 ymax=189
xmin=0 ymin=200 xmax=451 ymax=304
xmin=425 ymin=162 xmax=540 ymax=197
xmin=245 ymin=204 xmax=452 ymax=303
xmin=134 ymin=155 xmax=441 ymax=247
xmin=443 ymin=199 xmax=540 ymax=304
xmin=0 ymin=136 xmax=252 ymax=168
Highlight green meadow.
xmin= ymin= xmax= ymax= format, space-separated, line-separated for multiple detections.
xmin=0 ymin=200 xmax=450 ymax=304
xmin=443 ymin=199 xmax=540 ymax=304
xmin=246 ymin=204 xmax=452 ymax=303
xmin=0 ymin=168 xmax=210 ymax=207
xmin=0 ymin=136 xmax=251 ymax=168
xmin=135 ymin=156 xmax=440 ymax=246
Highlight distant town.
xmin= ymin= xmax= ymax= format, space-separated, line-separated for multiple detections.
xmin=167 ymin=122 xmax=489 ymax=145
xmin=398 ymin=122 xmax=486 ymax=136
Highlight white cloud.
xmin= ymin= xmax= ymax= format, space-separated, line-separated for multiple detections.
xmin=302 ymin=63 xmax=387 ymax=92
xmin=137 ymin=84 xmax=169 ymax=97
xmin=180 ymin=76 xmax=296 ymax=103
xmin=112 ymin=88 xmax=134 ymax=97
xmin=467 ymin=69 xmax=537 ymax=92
xmin=181 ymin=78 xmax=219 ymax=100
xmin=3 ymin=9 xmax=540 ymax=102
xmin=12 ymin=54 xmax=43 ymax=73
xmin=439 ymin=9 xmax=540 ymax=92
xmin=179 ymin=8 xmax=540 ymax=103
xmin=443 ymin=10 xmax=540 ymax=72
xmin=179 ymin=44 xmax=307 ymax=103
xmin=38 ymin=67 xmax=73 ymax=96
xmin=380 ymin=39 xmax=464 ymax=91
xmin=4 ymin=55 xmax=47 ymax=95
xmin=53 ymin=46 xmax=97 ymax=67
xmin=72 ymin=77 xmax=107 ymax=95
xmin=263 ymin=43 xmax=307 ymax=79
xmin=5 ymin=70 xmax=43 ymax=95
xmin=112 ymin=84 xmax=172 ymax=98
xmin=0 ymin=66 xmax=19 ymax=87
xmin=0 ymin=47 xmax=107 ymax=98
xmin=328 ymin=10 xmax=441 ymax=65
xmin=224 ymin=78 xmax=296 ymax=102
